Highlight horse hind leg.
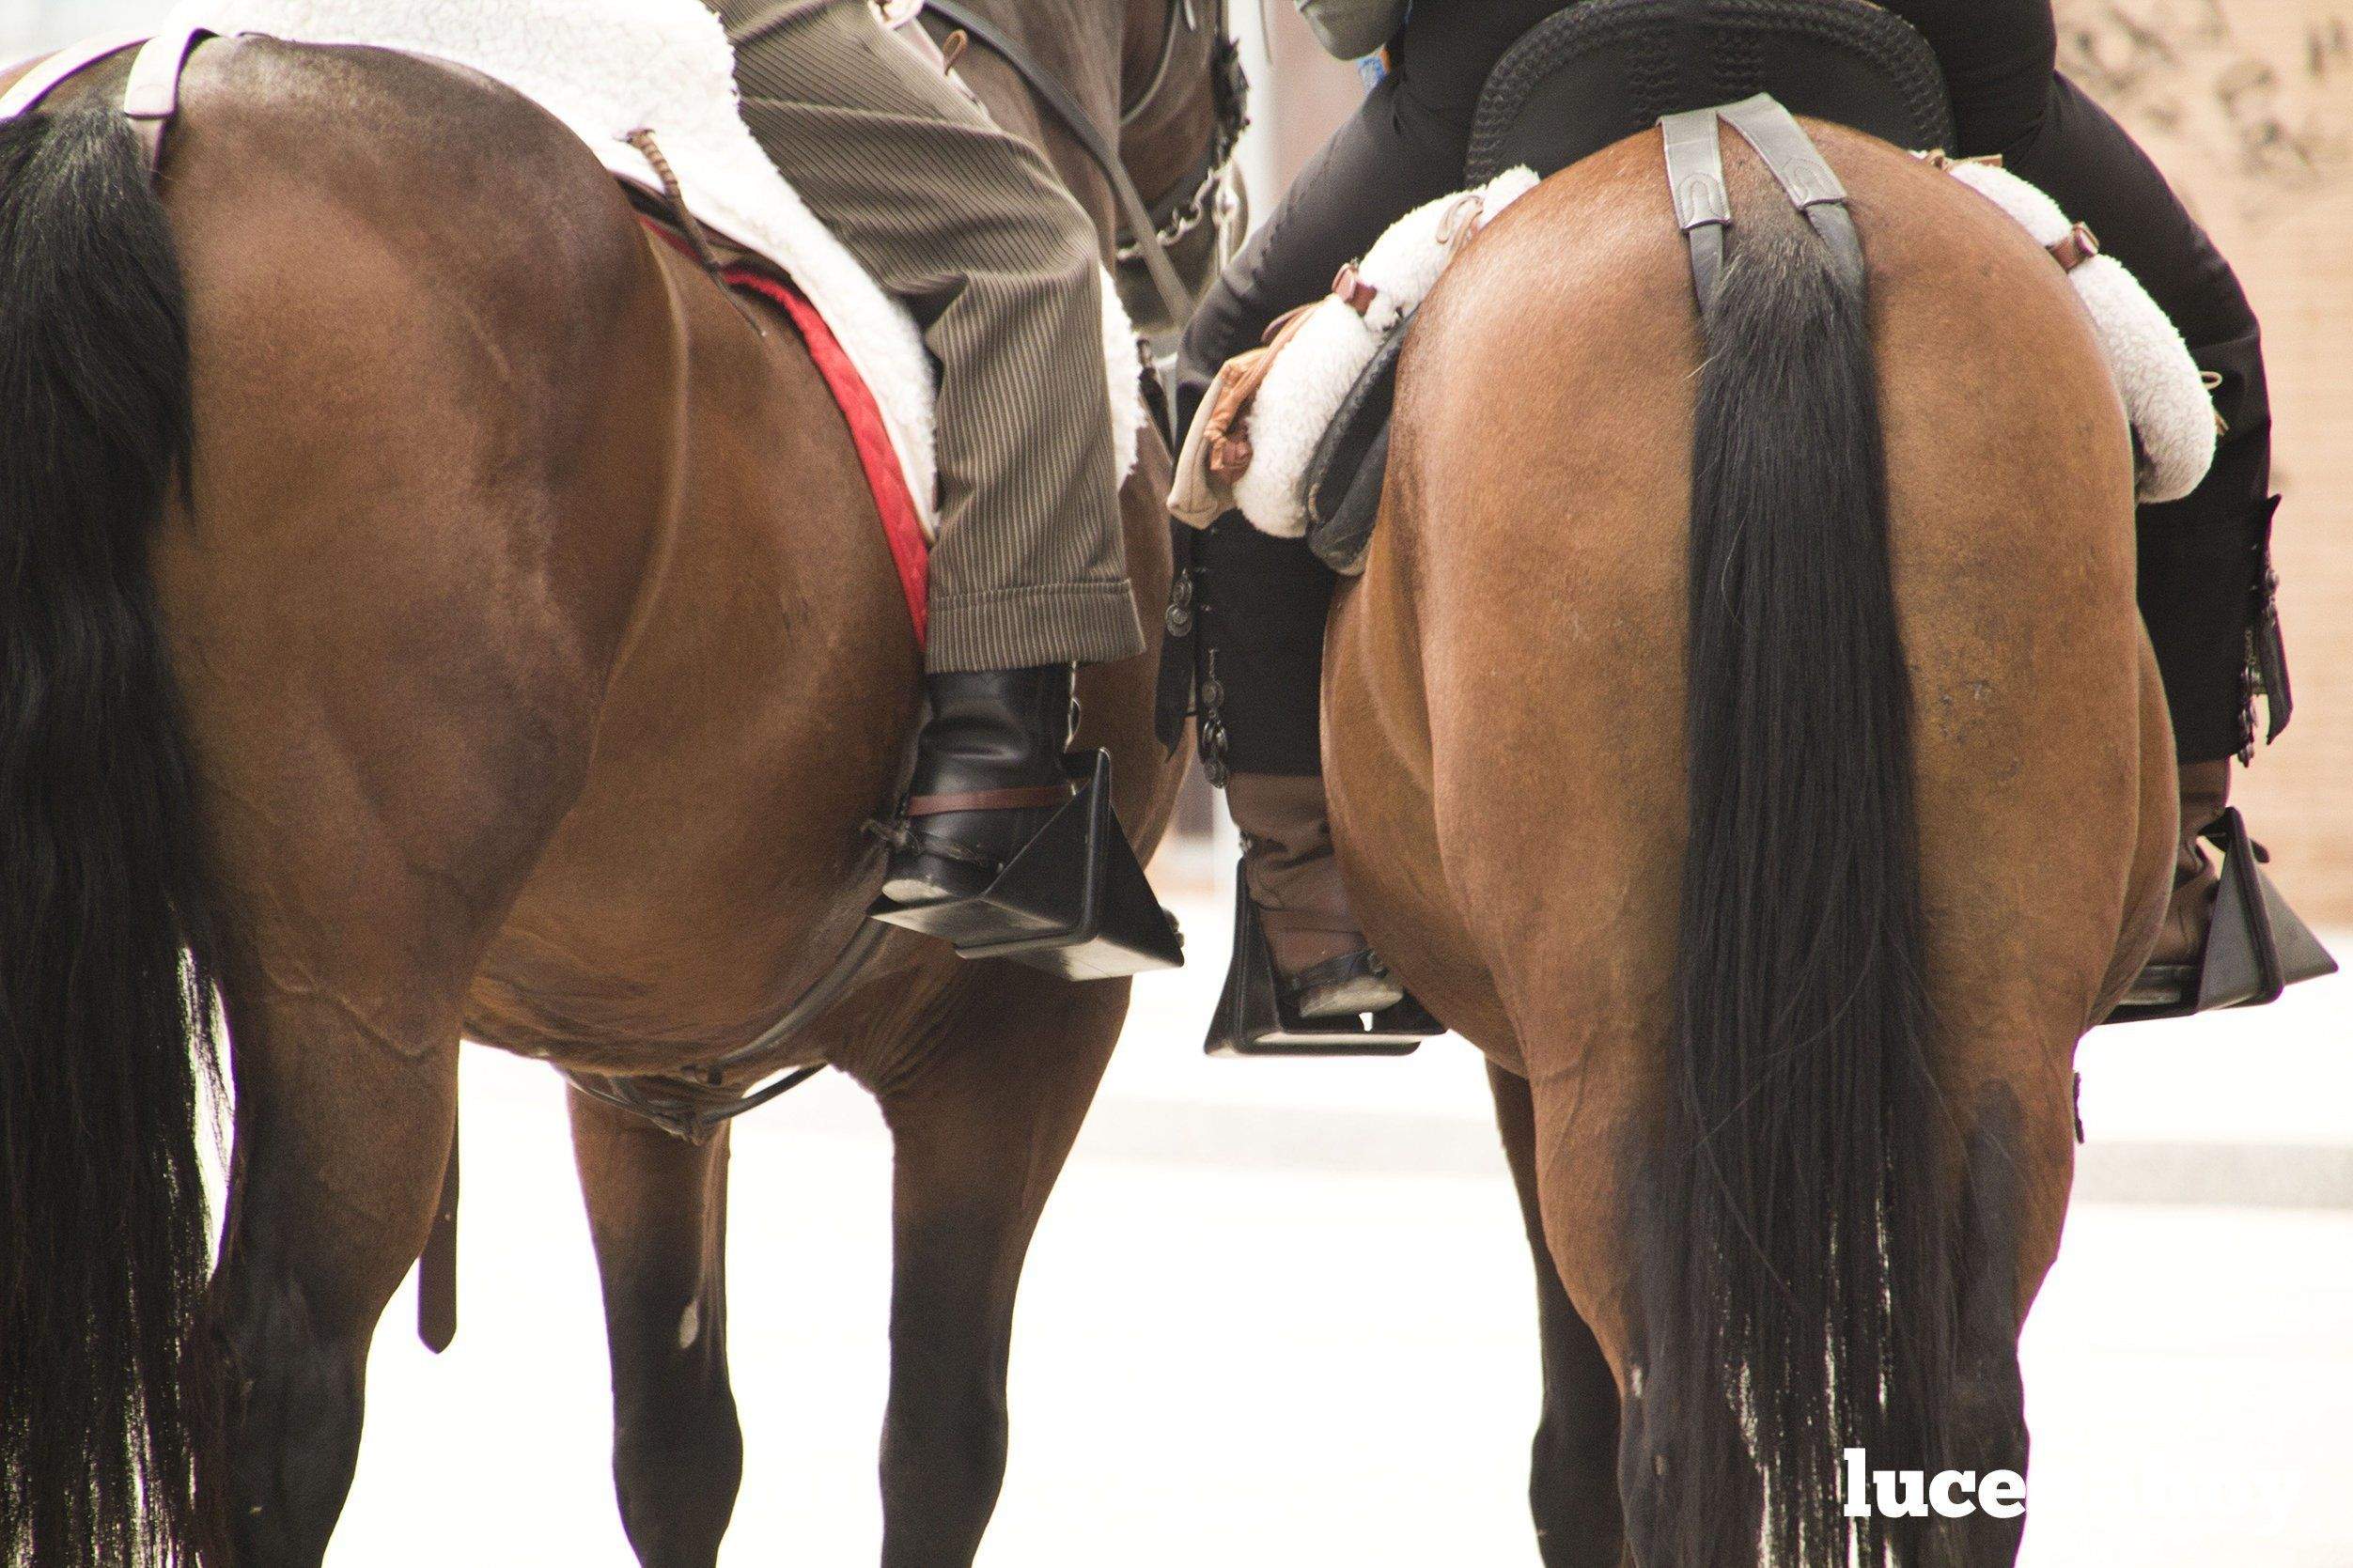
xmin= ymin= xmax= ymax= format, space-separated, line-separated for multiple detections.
xmin=206 ymin=970 xmax=463 ymax=1566
xmin=1488 ymin=1063 xmax=1627 ymax=1565
xmin=569 ymin=1089 xmax=742 ymax=1568
xmin=1942 ymin=1085 xmax=2072 ymax=1566
xmin=856 ymin=967 xmax=1122 ymax=1568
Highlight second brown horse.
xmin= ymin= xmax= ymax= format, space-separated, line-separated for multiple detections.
xmin=1328 ymin=122 xmax=2174 ymax=1563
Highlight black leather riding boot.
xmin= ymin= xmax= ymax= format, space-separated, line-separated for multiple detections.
xmin=880 ymin=664 xmax=1076 ymax=906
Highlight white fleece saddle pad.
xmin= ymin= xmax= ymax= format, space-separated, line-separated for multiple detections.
xmin=1232 ymin=154 xmax=2215 ymax=538
xmin=152 ymin=0 xmax=1145 ymax=531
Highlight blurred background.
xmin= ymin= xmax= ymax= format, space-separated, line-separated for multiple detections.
xmin=5 ymin=0 xmax=2347 ymax=1562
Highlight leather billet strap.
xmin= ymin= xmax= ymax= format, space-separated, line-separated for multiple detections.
xmin=0 ymin=24 xmax=210 ymax=174
xmin=1659 ymin=93 xmax=1865 ymax=312
xmin=1660 ymin=105 xmax=1730 ymax=308
xmin=122 ymin=23 xmax=213 ymax=171
xmin=1719 ymin=93 xmax=1862 ymax=290
xmin=0 ymin=31 xmax=144 ymax=123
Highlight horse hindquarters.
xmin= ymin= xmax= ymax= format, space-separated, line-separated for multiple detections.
xmin=147 ymin=38 xmax=678 ymax=1561
xmin=1342 ymin=128 xmax=2152 ymax=1566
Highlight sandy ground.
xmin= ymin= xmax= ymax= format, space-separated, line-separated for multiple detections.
xmin=310 ymin=885 xmax=2353 ymax=1567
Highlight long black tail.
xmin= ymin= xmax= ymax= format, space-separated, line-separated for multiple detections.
xmin=1650 ymin=202 xmax=1955 ymax=1562
xmin=0 ymin=105 xmax=224 ymax=1568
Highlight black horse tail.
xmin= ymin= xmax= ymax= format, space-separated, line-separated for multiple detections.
xmin=1647 ymin=199 xmax=1955 ymax=1563
xmin=0 ymin=105 xmax=224 ymax=1568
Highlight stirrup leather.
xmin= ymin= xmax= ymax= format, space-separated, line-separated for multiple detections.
xmin=1205 ymin=861 xmax=1441 ymax=1056
xmin=2103 ymin=806 xmax=2336 ymax=1024
xmin=869 ymin=750 xmax=1184 ymax=980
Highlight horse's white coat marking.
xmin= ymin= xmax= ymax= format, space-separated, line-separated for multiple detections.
xmin=678 ymin=1301 xmax=701 ymax=1350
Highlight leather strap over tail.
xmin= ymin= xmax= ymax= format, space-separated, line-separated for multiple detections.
xmin=1662 ymin=94 xmax=1863 ymax=315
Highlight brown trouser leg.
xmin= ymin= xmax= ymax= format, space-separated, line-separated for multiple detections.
xmin=712 ymin=0 xmax=1144 ymax=672
xmin=1227 ymin=771 xmax=1372 ymax=973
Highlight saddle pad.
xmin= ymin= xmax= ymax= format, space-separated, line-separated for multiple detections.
xmin=1231 ymin=154 xmax=2214 ymax=540
xmin=1931 ymin=156 xmax=2215 ymax=503
xmin=147 ymin=0 xmax=1147 ymax=533
xmin=1230 ymin=166 xmax=1539 ymax=537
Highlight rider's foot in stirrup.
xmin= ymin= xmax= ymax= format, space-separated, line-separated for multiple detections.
xmin=2123 ymin=757 xmax=2231 ymax=1005
xmin=880 ymin=664 xmax=1077 ymax=907
xmin=1228 ymin=770 xmax=1406 ymax=1018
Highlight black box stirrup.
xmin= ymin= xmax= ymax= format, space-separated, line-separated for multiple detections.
xmin=2104 ymin=806 xmax=2337 ymax=1025
xmin=1205 ymin=862 xmax=1441 ymax=1056
xmin=869 ymin=750 xmax=1185 ymax=980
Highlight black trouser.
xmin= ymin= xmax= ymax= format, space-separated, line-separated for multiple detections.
xmin=1178 ymin=0 xmax=2281 ymax=774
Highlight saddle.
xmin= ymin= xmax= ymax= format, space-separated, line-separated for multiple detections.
xmin=1299 ymin=0 xmax=1952 ymax=571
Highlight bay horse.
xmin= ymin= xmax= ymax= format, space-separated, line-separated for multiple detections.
xmin=1326 ymin=121 xmax=2177 ymax=1562
xmin=0 ymin=2 xmax=1223 ymax=1563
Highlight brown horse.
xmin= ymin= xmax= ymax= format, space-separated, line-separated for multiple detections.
xmin=1327 ymin=123 xmax=2176 ymax=1563
xmin=0 ymin=3 xmax=1221 ymax=1564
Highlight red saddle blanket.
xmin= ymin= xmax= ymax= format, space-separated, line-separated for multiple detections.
xmin=644 ymin=218 xmax=930 ymax=647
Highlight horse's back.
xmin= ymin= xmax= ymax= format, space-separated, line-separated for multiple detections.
xmin=1332 ymin=121 xmax=2158 ymax=1081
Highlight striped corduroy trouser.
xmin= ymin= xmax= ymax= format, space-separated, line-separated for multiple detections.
xmin=708 ymin=0 xmax=1145 ymax=672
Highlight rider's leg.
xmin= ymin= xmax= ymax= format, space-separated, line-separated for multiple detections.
xmin=1890 ymin=2 xmax=2287 ymax=974
xmin=1179 ymin=0 xmax=1555 ymax=1006
xmin=1193 ymin=513 xmax=1407 ymax=1014
xmin=715 ymin=0 xmax=1145 ymax=901
xmin=1999 ymin=82 xmax=2280 ymax=974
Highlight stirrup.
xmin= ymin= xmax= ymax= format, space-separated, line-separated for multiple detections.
xmin=1204 ymin=862 xmax=1441 ymax=1057
xmin=868 ymin=750 xmax=1184 ymax=980
xmin=2104 ymin=806 xmax=2337 ymax=1024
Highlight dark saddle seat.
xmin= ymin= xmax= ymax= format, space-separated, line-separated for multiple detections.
xmin=1468 ymin=0 xmax=1953 ymax=184
xmin=1304 ymin=0 xmax=1954 ymax=570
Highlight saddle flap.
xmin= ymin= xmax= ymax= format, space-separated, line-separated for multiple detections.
xmin=1302 ymin=319 xmax=1410 ymax=570
xmin=1467 ymin=0 xmax=1956 ymax=183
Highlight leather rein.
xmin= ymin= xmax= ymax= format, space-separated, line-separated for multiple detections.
xmin=925 ymin=0 xmax=1247 ymax=328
